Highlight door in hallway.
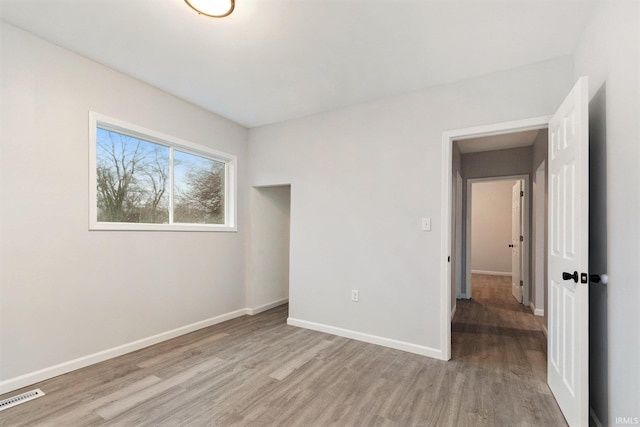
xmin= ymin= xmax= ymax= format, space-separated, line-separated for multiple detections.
xmin=511 ymin=180 xmax=523 ymax=303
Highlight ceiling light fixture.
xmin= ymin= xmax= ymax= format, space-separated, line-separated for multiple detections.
xmin=184 ymin=0 xmax=235 ymax=18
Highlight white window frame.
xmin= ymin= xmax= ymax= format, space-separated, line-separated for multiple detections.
xmin=89 ymin=112 xmax=237 ymax=232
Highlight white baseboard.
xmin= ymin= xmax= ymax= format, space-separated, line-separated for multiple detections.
xmin=287 ymin=317 xmax=444 ymax=360
xmin=451 ymin=304 xmax=457 ymax=320
xmin=589 ymin=406 xmax=604 ymax=427
xmin=530 ymin=302 xmax=544 ymax=316
xmin=0 ymin=308 xmax=248 ymax=395
xmin=471 ymin=270 xmax=511 ymax=276
xmin=247 ymin=298 xmax=288 ymax=315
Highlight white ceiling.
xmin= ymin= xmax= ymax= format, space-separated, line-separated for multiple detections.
xmin=0 ymin=0 xmax=596 ymax=128
xmin=456 ymin=129 xmax=540 ymax=154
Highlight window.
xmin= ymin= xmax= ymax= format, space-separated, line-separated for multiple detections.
xmin=89 ymin=112 xmax=237 ymax=231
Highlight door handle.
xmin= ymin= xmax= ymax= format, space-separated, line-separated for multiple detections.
xmin=562 ymin=271 xmax=579 ymax=283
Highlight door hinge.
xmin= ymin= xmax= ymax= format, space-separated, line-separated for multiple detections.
xmin=519 ymin=235 xmax=524 ymax=242
xmin=520 ymin=280 xmax=523 ymax=287
xmin=520 ymin=190 xmax=524 ymax=197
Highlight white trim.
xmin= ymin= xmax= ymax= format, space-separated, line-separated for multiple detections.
xmin=88 ymin=111 xmax=238 ymax=232
xmin=440 ymin=129 xmax=453 ymax=361
xmin=530 ymin=302 xmax=544 ymax=316
xmin=471 ymin=270 xmax=511 ymax=276
xmin=441 ymin=116 xmax=551 ymax=362
xmin=246 ymin=298 xmax=289 ymax=315
xmin=0 ymin=308 xmax=248 ymax=395
xmin=450 ymin=303 xmax=457 ymax=320
xmin=287 ymin=317 xmax=444 ymax=360
xmin=589 ymin=407 xmax=604 ymax=427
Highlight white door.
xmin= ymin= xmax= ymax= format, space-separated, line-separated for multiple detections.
xmin=511 ymin=180 xmax=523 ymax=303
xmin=547 ymin=77 xmax=589 ymax=427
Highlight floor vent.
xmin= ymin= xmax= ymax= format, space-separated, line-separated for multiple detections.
xmin=0 ymin=389 xmax=45 ymax=412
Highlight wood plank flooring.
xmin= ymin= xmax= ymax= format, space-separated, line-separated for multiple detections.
xmin=0 ymin=274 xmax=566 ymax=426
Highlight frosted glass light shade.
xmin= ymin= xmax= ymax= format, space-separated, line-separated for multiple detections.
xmin=184 ymin=0 xmax=235 ymax=18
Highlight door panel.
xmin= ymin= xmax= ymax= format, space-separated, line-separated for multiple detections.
xmin=547 ymin=77 xmax=589 ymax=427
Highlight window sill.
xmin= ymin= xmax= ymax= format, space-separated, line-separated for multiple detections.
xmin=89 ymin=222 xmax=237 ymax=232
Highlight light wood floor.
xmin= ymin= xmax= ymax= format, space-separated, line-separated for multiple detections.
xmin=0 ymin=274 xmax=566 ymax=426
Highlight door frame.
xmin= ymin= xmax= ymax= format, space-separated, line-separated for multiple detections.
xmin=440 ymin=115 xmax=550 ymax=360
xmin=463 ymin=175 xmax=530 ymax=304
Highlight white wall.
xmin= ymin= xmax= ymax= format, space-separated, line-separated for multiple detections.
xmin=248 ymin=186 xmax=290 ymax=313
xmin=0 ymin=23 xmax=248 ymax=391
xmin=451 ymin=144 xmax=462 ymax=307
xmin=471 ymin=180 xmax=516 ymax=274
xmin=248 ymin=56 xmax=574 ymax=356
xmin=574 ymin=0 xmax=640 ymax=424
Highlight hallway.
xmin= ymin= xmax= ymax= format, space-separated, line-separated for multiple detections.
xmin=452 ymin=273 xmax=566 ymax=425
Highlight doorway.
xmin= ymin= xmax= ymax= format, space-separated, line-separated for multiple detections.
xmin=465 ymin=176 xmax=529 ymax=303
xmin=440 ymin=116 xmax=550 ymax=360
xmin=442 ymin=79 xmax=590 ymax=426
xmin=248 ymin=185 xmax=291 ymax=315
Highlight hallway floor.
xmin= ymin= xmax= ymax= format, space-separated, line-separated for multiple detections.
xmin=452 ymin=273 xmax=566 ymax=426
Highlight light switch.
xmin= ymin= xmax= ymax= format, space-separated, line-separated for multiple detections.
xmin=421 ymin=217 xmax=431 ymax=231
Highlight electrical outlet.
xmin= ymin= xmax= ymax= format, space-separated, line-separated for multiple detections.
xmin=351 ymin=289 xmax=359 ymax=302
xmin=421 ymin=217 xmax=431 ymax=231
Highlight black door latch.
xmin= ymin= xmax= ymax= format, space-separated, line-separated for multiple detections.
xmin=562 ymin=271 xmax=596 ymax=284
